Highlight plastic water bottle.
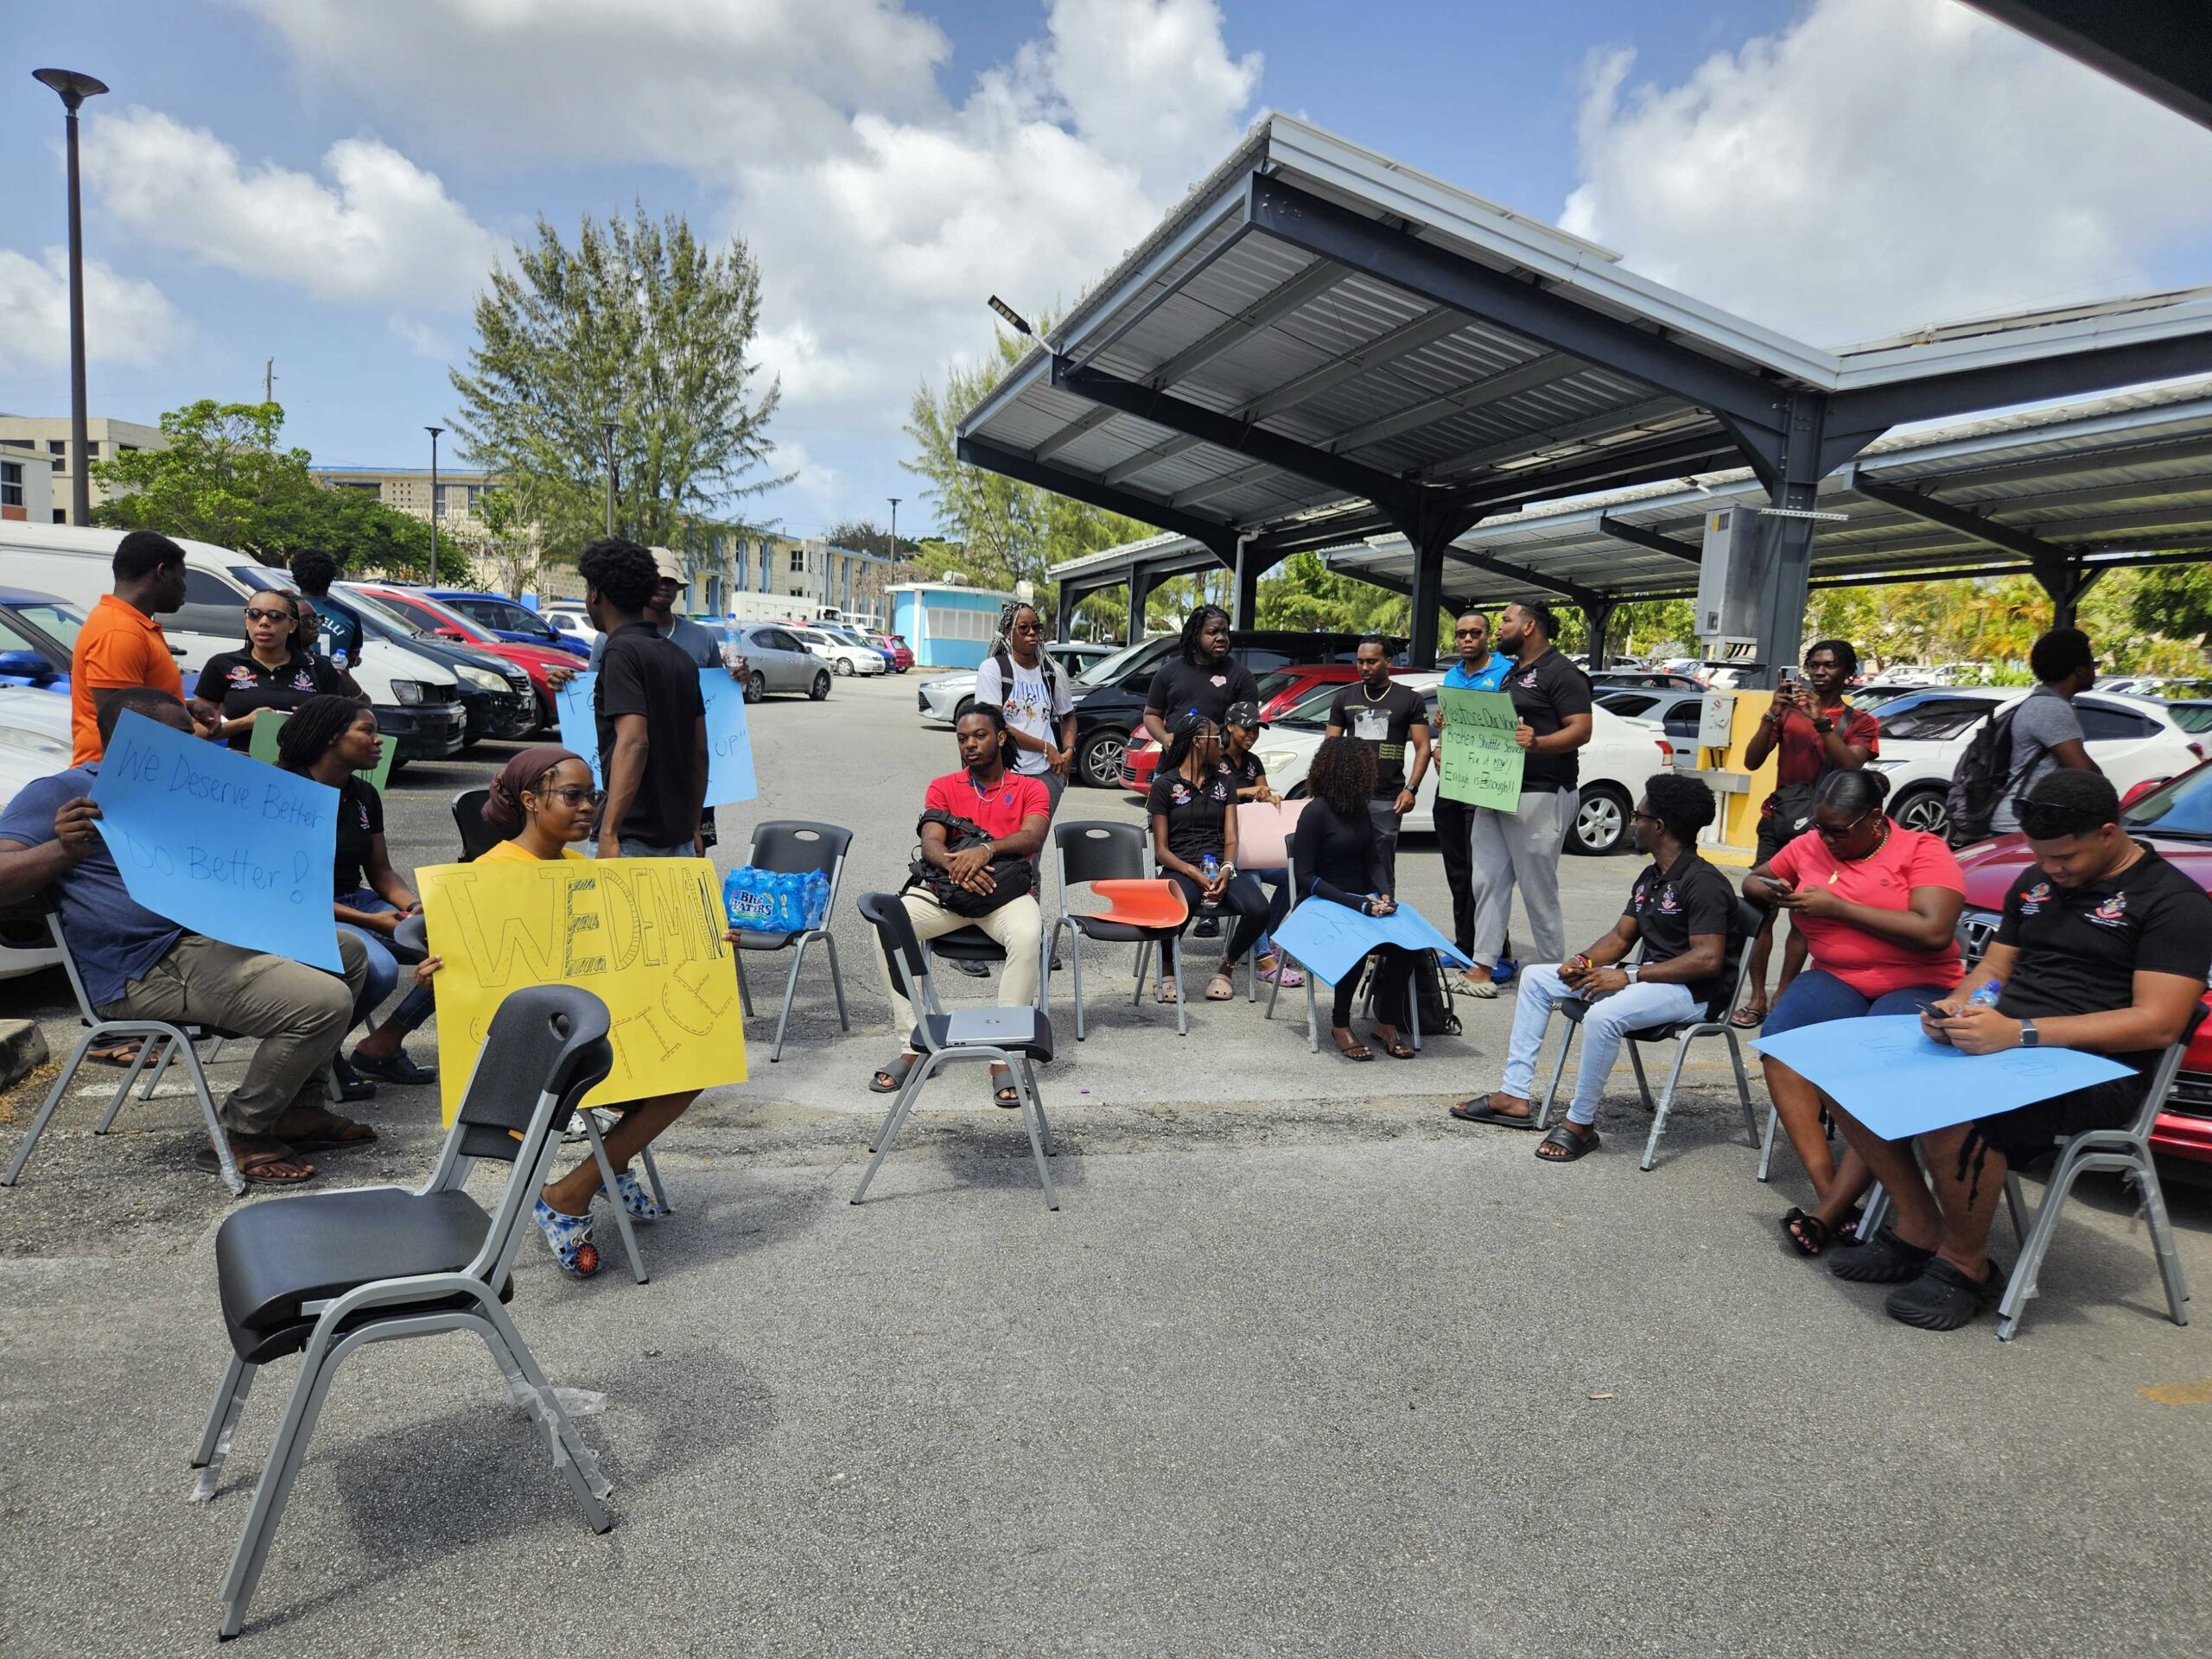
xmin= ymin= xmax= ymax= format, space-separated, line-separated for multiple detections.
xmin=1969 ymin=980 xmax=2002 ymax=1007
xmin=721 ymin=622 xmax=741 ymax=670
xmin=1199 ymin=855 xmax=1221 ymax=912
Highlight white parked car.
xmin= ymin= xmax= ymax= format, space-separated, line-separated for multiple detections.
xmin=1253 ymin=674 xmax=1678 ymax=855
xmin=0 ymin=686 xmax=73 ymax=980
xmin=1868 ymin=688 xmax=2202 ymax=838
xmin=540 ymin=604 xmax=602 ymax=652
xmin=790 ymin=625 xmax=884 ymax=677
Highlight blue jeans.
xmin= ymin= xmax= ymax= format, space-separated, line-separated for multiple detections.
xmin=338 ymin=889 xmax=434 ymax=1033
xmin=1501 ymin=963 xmax=1701 ymax=1127
xmin=1252 ymin=869 xmax=1291 ymax=959
xmin=1763 ymin=968 xmax=1951 ymax=1039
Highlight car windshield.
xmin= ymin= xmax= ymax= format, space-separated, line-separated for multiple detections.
xmin=338 ymin=585 xmax=437 ymax=638
xmin=390 ymin=591 xmax=486 ymax=638
xmin=1876 ymin=696 xmax=1997 ymax=742
xmin=1071 ymin=638 xmax=1155 ymax=688
xmin=1275 ymin=683 xmax=1343 ymax=728
xmin=2125 ymin=763 xmax=2212 ymax=840
xmin=2169 ymin=703 xmax=2212 ymax=734
xmin=8 ymin=600 xmax=82 ymax=651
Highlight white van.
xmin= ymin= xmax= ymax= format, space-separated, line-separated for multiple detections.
xmin=0 ymin=523 xmax=467 ymax=764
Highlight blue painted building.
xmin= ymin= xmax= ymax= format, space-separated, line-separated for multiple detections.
xmin=887 ymin=582 xmax=1017 ymax=670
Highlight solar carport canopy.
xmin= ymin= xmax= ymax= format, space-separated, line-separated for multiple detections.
xmin=958 ymin=115 xmax=2212 ymax=669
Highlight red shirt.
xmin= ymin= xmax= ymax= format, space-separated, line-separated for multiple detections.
xmin=925 ymin=768 xmax=1049 ymax=839
xmin=1770 ymin=700 xmax=1878 ymax=787
xmin=1769 ymin=824 xmax=1966 ymax=997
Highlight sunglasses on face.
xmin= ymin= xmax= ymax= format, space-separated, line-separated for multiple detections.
xmin=245 ymin=607 xmax=293 ymax=624
xmin=1454 ymin=628 xmax=1486 ymax=639
xmin=1815 ymin=809 xmax=1876 ymax=842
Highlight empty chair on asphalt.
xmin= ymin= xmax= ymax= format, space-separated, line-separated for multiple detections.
xmin=851 ymin=892 xmax=1059 ymax=1210
xmin=1044 ymin=820 xmax=1191 ymax=1039
xmin=193 ymin=984 xmax=615 ymax=1640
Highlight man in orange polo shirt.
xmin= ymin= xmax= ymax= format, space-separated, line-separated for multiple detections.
xmin=69 ymin=531 xmax=221 ymax=764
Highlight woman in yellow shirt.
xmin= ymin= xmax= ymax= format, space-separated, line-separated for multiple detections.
xmin=474 ymin=745 xmax=718 ymax=1276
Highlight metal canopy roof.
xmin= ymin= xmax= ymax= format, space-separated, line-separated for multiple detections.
xmin=961 ymin=115 xmax=2212 ymax=565
xmin=1315 ymin=378 xmax=2212 ymax=609
xmin=1963 ymin=1 xmax=2212 ymax=131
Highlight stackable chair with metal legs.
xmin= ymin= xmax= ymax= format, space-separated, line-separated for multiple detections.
xmin=1535 ymin=897 xmax=1764 ymax=1171
xmin=194 ymin=985 xmax=615 ymax=1640
xmin=728 ymin=820 xmax=854 ymax=1062
xmin=851 ymin=892 xmax=1059 ymax=1211
xmin=449 ymin=787 xmax=504 ymax=862
xmin=1261 ymin=851 xmax=1326 ymax=1054
xmin=1043 ymin=821 xmax=1190 ymax=1040
xmin=3 ymin=901 xmax=247 ymax=1196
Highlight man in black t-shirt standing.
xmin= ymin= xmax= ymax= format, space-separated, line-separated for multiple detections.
xmin=579 ymin=537 xmax=708 ymax=860
xmin=1463 ymin=598 xmax=1593 ymax=998
xmin=1324 ymin=634 xmax=1429 ymax=888
xmin=1141 ymin=606 xmax=1259 ymax=748
xmin=1830 ymin=770 xmax=2212 ymax=1332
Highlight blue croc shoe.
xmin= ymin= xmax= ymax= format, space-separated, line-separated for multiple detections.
xmin=597 ymin=1166 xmax=670 ymax=1222
xmin=533 ymin=1198 xmax=601 ymax=1277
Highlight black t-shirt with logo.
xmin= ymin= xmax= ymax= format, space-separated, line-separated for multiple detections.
xmin=333 ymin=778 xmax=383 ymax=897
xmin=1327 ymin=680 xmax=1427 ymax=798
xmin=1146 ymin=656 xmax=1261 ymax=733
xmin=594 ymin=622 xmax=707 ymax=848
xmin=1146 ymin=765 xmax=1236 ymax=867
xmin=194 ymin=649 xmax=348 ymax=750
xmin=1224 ymin=751 xmax=1267 ymax=792
xmin=1624 ymin=849 xmax=1738 ymax=1013
xmin=1503 ymin=646 xmax=1595 ymax=793
xmin=1994 ymin=845 xmax=2212 ymax=1069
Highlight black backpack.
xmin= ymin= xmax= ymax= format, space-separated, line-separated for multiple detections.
xmin=1943 ymin=707 xmax=2021 ymax=848
xmin=1413 ymin=952 xmax=1462 ymax=1038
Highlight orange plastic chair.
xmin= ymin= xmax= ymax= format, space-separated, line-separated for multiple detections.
xmin=1089 ymin=878 xmax=1190 ymax=931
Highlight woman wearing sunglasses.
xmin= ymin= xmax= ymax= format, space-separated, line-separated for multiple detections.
xmin=193 ymin=589 xmax=349 ymax=750
xmin=1745 ymin=769 xmax=1967 ymax=1255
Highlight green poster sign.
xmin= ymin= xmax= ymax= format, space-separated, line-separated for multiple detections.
xmin=247 ymin=705 xmax=397 ymax=793
xmin=1436 ymin=687 xmax=1523 ymax=810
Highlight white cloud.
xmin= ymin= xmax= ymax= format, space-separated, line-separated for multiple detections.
xmin=1559 ymin=0 xmax=2212 ymax=346
xmin=0 ymin=247 xmax=181 ymax=373
xmin=387 ymin=315 xmax=451 ymax=360
xmin=83 ymin=108 xmax=503 ymax=309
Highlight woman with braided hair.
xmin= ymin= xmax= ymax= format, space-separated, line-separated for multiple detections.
xmin=1141 ymin=604 xmax=1258 ymax=751
xmin=277 ymin=695 xmax=439 ymax=1090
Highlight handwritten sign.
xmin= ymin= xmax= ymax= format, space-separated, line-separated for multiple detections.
xmin=554 ymin=670 xmax=755 ymax=808
xmin=1272 ymin=896 xmax=1470 ymax=986
xmin=1436 ymin=688 xmax=1523 ymax=810
xmin=416 ymin=855 xmax=745 ymax=1122
xmin=245 ymin=707 xmax=397 ymax=792
xmin=91 ymin=709 xmax=341 ymax=970
xmin=1754 ymin=1015 xmax=2132 ymax=1140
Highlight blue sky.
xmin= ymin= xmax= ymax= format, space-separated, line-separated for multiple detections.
xmin=3 ymin=1 xmax=2209 ymax=542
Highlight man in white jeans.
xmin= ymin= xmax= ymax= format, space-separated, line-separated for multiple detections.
xmin=1451 ymin=774 xmax=1735 ymax=1162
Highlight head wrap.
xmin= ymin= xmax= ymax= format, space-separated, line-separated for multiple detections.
xmin=482 ymin=745 xmax=587 ymax=832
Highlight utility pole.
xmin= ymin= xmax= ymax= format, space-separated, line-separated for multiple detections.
xmin=34 ymin=68 xmax=108 ymax=527
xmin=425 ymin=426 xmax=443 ymax=582
xmin=264 ymin=358 xmax=276 ymax=405
xmin=887 ymin=496 xmax=900 ymax=567
xmin=601 ymin=421 xmax=620 ymax=537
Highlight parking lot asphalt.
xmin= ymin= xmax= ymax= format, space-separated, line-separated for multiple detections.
xmin=4 ymin=671 xmax=2212 ymax=1656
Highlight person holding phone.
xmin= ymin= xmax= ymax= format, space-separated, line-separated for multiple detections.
xmin=1146 ymin=714 xmax=1271 ymax=1002
xmin=1744 ymin=771 xmax=1966 ymax=1255
xmin=1732 ymin=640 xmax=1877 ymax=1030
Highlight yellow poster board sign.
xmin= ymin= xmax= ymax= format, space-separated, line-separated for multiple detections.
xmin=416 ymin=856 xmax=744 ymax=1122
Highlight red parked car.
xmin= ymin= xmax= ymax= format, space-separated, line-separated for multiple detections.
xmin=868 ymin=632 xmax=914 ymax=672
xmin=1119 ymin=662 xmax=1421 ymax=792
xmin=1954 ymin=760 xmax=2212 ymax=1164
xmin=353 ymin=583 xmax=574 ymax=732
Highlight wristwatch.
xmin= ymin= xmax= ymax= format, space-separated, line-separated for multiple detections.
xmin=1813 ymin=716 xmax=1834 ymax=734
xmin=2018 ymin=1020 xmax=2040 ymax=1048
xmin=1624 ymin=963 xmax=1640 ymax=984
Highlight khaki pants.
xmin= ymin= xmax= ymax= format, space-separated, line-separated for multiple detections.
xmin=99 ymin=932 xmax=369 ymax=1135
xmin=880 ymin=891 xmax=1043 ymax=1039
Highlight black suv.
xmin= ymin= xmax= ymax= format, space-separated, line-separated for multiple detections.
xmin=1068 ymin=630 xmax=1394 ymax=789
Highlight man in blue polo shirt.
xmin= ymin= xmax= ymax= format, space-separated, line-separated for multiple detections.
xmin=1433 ymin=609 xmax=1513 ymax=982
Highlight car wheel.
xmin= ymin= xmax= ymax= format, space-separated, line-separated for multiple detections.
xmin=1569 ymin=784 xmax=1630 ymax=855
xmin=1077 ymin=729 xmax=1126 ymax=789
xmin=810 ymin=671 xmax=831 ymax=701
xmin=745 ymin=671 xmax=765 ymax=704
xmin=1892 ymin=786 xmax=1949 ymax=838
xmin=835 ymin=658 xmax=853 ymax=677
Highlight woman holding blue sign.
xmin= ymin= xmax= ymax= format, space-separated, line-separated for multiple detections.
xmin=1292 ymin=737 xmax=1417 ymax=1062
xmin=278 ymin=696 xmax=442 ymax=1090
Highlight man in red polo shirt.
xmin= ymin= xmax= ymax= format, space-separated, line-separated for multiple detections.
xmin=70 ymin=531 xmax=221 ymax=764
xmin=869 ymin=706 xmax=1051 ymax=1107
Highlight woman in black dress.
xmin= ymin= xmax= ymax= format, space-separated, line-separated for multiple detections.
xmin=194 ymin=588 xmax=347 ymax=750
xmin=1292 ymin=735 xmax=1417 ymax=1061
xmin=1145 ymin=714 xmax=1272 ymax=1001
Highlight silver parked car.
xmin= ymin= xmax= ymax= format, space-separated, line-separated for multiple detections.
xmin=730 ymin=623 xmax=833 ymax=702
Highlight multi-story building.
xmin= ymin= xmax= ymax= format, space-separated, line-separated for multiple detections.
xmin=309 ymin=465 xmax=498 ymax=537
xmin=690 ymin=531 xmax=897 ymax=624
xmin=0 ymin=444 xmax=55 ymax=524
xmin=0 ymin=415 xmax=166 ymax=524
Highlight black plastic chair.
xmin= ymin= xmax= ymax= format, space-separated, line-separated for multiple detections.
xmin=851 ymin=893 xmax=1058 ymax=1209
xmin=194 ymin=985 xmax=615 ymax=1639
xmin=451 ymin=787 xmax=503 ymax=862
xmin=1535 ymin=895 xmax=1764 ymax=1170
xmin=729 ymin=820 xmax=853 ymax=1061
xmin=1044 ymin=821 xmax=1191 ymax=1039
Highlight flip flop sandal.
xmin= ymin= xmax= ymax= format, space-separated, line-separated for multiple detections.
xmin=1333 ymin=1034 xmax=1374 ymax=1063
xmin=87 ymin=1042 xmax=151 ymax=1068
xmin=193 ymin=1145 xmax=315 ymax=1185
xmin=1782 ymin=1206 xmax=1835 ymax=1257
xmin=1377 ymin=1033 xmax=1415 ymax=1060
xmin=1449 ymin=1096 xmax=1540 ymax=1128
xmin=1535 ymin=1123 xmax=1599 ymax=1162
xmin=272 ymin=1108 xmax=377 ymax=1153
xmin=869 ymin=1053 xmax=918 ymax=1095
xmin=533 ymin=1198 xmax=601 ymax=1277
xmin=596 ymin=1166 xmax=670 ymax=1221
xmin=1884 ymin=1256 xmax=2003 ymax=1331
xmin=1205 ymin=973 xmax=1236 ymax=1001
xmin=1728 ymin=1006 xmax=1767 ymax=1030
xmin=1830 ymin=1225 xmax=1935 ymax=1284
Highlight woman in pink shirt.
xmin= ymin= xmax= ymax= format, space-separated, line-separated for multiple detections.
xmin=1745 ymin=771 xmax=1967 ymax=1256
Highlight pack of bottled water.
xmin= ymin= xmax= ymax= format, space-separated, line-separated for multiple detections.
xmin=722 ymin=866 xmax=830 ymax=934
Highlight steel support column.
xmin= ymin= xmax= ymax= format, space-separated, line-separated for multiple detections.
xmin=1230 ymin=536 xmax=1262 ymax=630
xmin=2046 ymin=557 xmax=2105 ymax=629
xmin=1734 ymin=392 xmax=1870 ymax=690
xmin=1391 ymin=499 xmax=1486 ymax=669
xmin=1581 ymin=601 xmax=1618 ymax=671
xmin=1128 ymin=566 xmax=1157 ymax=639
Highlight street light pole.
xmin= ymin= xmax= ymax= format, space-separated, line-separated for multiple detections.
xmin=425 ymin=426 xmax=443 ymax=581
xmin=601 ymin=421 xmax=619 ymax=537
xmin=887 ymin=496 xmax=899 ymax=566
xmin=34 ymin=68 xmax=109 ymax=528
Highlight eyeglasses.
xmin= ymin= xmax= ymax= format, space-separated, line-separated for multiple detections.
xmin=1629 ymin=810 xmax=1660 ymax=825
xmin=244 ymin=607 xmax=293 ymax=624
xmin=1814 ymin=809 xmax=1876 ymax=842
xmin=541 ymin=786 xmax=605 ymax=809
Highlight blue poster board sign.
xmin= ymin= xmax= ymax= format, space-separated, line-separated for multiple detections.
xmin=1272 ymin=897 xmax=1470 ymax=986
xmin=91 ymin=709 xmax=342 ymax=971
xmin=555 ymin=670 xmax=755 ymax=807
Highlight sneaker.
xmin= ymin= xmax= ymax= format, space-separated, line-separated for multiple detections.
xmin=948 ymin=957 xmax=990 ymax=978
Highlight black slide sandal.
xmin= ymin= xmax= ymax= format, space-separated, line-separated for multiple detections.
xmin=869 ymin=1053 xmax=918 ymax=1094
xmin=1535 ymin=1123 xmax=1599 ymax=1162
xmin=1450 ymin=1096 xmax=1540 ymax=1129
